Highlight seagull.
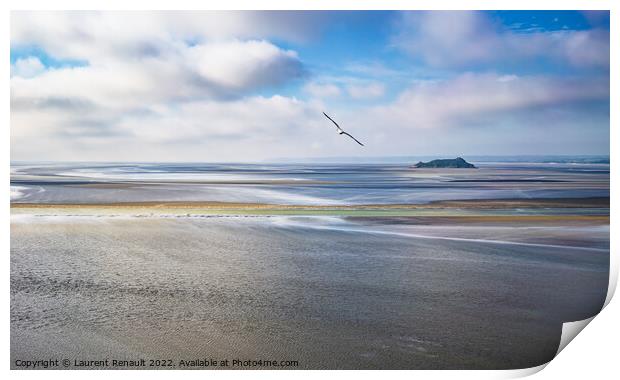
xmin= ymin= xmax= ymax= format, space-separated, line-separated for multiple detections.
xmin=322 ymin=112 xmax=364 ymax=146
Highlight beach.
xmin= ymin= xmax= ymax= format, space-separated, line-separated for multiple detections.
xmin=10 ymin=162 xmax=610 ymax=369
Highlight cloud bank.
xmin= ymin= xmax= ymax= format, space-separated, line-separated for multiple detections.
xmin=393 ymin=11 xmax=610 ymax=69
xmin=10 ymin=11 xmax=609 ymax=161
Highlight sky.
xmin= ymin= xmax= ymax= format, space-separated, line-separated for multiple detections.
xmin=10 ymin=10 xmax=610 ymax=162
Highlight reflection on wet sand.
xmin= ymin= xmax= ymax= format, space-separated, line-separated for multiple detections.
xmin=11 ymin=215 xmax=608 ymax=369
xmin=10 ymin=161 xmax=609 ymax=369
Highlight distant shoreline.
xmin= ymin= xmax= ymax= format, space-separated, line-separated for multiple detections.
xmin=10 ymin=155 xmax=611 ymax=166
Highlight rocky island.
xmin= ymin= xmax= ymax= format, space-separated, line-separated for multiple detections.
xmin=414 ymin=157 xmax=477 ymax=168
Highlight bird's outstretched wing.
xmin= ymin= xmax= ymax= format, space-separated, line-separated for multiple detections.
xmin=322 ymin=112 xmax=341 ymax=131
xmin=341 ymin=131 xmax=364 ymax=146
xmin=323 ymin=111 xmax=364 ymax=146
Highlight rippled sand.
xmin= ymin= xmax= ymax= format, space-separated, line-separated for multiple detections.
xmin=11 ymin=215 xmax=608 ymax=369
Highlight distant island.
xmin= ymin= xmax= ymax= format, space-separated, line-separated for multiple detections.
xmin=414 ymin=157 xmax=477 ymax=168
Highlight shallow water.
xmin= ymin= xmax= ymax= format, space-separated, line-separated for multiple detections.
xmin=11 ymin=216 xmax=608 ymax=369
xmin=10 ymin=162 xmax=610 ymax=205
xmin=10 ymin=160 xmax=610 ymax=369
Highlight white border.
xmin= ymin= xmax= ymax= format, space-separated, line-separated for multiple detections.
xmin=3 ymin=1 xmax=617 ymax=379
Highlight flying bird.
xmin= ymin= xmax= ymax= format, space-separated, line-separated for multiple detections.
xmin=322 ymin=112 xmax=364 ymax=146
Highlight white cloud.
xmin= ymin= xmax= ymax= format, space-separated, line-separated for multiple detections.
xmin=11 ymin=39 xmax=303 ymax=108
xmin=304 ymin=77 xmax=385 ymax=100
xmin=187 ymin=40 xmax=303 ymax=90
xmin=116 ymin=95 xmax=309 ymax=143
xmin=303 ymin=82 xmax=342 ymax=98
xmin=10 ymin=57 xmax=45 ymax=78
xmin=561 ymin=29 xmax=610 ymax=67
xmin=10 ymin=11 xmax=328 ymax=63
xmin=345 ymin=61 xmax=407 ymax=78
xmin=9 ymin=11 xmax=610 ymax=161
xmin=394 ymin=11 xmax=610 ymax=68
xmin=11 ymin=71 xmax=609 ymax=161
xmin=11 ymin=93 xmax=362 ymax=162
xmin=347 ymin=82 xmax=385 ymax=99
xmin=10 ymin=12 xmax=313 ymax=161
xmin=315 ymin=72 xmax=609 ymax=156
xmin=369 ymin=73 xmax=609 ymax=130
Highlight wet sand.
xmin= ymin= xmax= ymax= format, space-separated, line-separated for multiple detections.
xmin=11 ymin=162 xmax=610 ymax=369
xmin=11 ymin=196 xmax=610 ymax=209
xmin=10 ymin=197 xmax=610 ymax=222
xmin=11 ymin=208 xmax=609 ymax=369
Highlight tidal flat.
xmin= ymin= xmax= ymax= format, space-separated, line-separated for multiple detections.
xmin=10 ymin=162 xmax=610 ymax=369
xmin=11 ymin=212 xmax=608 ymax=369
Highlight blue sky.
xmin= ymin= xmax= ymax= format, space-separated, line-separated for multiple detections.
xmin=10 ymin=11 xmax=610 ymax=161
